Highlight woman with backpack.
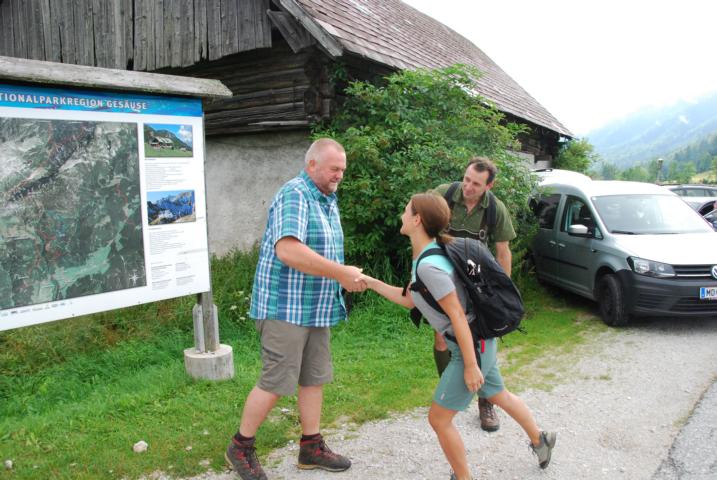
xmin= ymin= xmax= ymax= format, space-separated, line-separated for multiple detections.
xmin=357 ymin=193 xmax=556 ymax=480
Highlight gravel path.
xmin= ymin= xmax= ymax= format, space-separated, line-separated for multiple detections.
xmin=180 ymin=316 xmax=717 ymax=480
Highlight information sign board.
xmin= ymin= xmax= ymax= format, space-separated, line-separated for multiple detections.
xmin=0 ymin=83 xmax=211 ymax=330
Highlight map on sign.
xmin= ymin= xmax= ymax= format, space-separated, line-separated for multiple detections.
xmin=0 ymin=118 xmax=146 ymax=310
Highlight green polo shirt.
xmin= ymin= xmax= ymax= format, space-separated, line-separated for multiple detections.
xmin=434 ymin=183 xmax=516 ymax=244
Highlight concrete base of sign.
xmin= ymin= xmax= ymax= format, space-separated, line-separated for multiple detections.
xmin=184 ymin=344 xmax=235 ymax=381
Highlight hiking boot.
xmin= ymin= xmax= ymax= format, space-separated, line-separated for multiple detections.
xmin=225 ymin=437 xmax=268 ymax=480
xmin=478 ymin=398 xmax=500 ymax=432
xmin=531 ymin=431 xmax=557 ymax=469
xmin=298 ymin=434 xmax=351 ymax=472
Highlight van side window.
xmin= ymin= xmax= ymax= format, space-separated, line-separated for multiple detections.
xmin=532 ymin=194 xmax=561 ymax=229
xmin=561 ymin=196 xmax=601 ymax=238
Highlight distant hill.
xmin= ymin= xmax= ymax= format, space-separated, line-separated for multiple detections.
xmin=669 ymin=131 xmax=717 ymax=172
xmin=587 ymin=91 xmax=717 ymax=168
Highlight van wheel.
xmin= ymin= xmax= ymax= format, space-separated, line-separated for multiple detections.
xmin=597 ymin=274 xmax=629 ymax=327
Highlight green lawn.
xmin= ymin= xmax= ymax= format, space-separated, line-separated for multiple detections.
xmin=0 ymin=253 xmax=606 ymax=479
xmin=144 ymin=146 xmax=193 ymax=158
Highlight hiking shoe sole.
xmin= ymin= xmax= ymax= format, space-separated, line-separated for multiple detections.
xmin=298 ymin=462 xmax=351 ymax=472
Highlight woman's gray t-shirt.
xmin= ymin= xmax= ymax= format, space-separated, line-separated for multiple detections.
xmin=410 ymin=242 xmax=475 ymax=336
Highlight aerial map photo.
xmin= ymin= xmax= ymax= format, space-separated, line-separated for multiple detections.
xmin=0 ymin=118 xmax=147 ymax=311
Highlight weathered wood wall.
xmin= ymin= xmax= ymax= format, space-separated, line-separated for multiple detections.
xmin=506 ymin=112 xmax=561 ymax=163
xmin=0 ymin=0 xmax=272 ymax=70
xmin=170 ymin=38 xmax=331 ymax=135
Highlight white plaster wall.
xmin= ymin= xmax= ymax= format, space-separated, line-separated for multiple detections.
xmin=204 ymin=131 xmax=311 ymax=257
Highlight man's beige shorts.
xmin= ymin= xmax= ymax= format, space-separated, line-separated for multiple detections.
xmin=256 ymin=320 xmax=333 ymax=396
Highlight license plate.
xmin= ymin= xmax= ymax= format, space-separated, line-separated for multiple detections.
xmin=700 ymin=287 xmax=717 ymax=300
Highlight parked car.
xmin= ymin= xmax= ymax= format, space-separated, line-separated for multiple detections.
xmin=705 ymin=209 xmax=717 ymax=231
xmin=665 ymin=184 xmax=717 ymax=215
xmin=529 ymin=171 xmax=717 ymax=326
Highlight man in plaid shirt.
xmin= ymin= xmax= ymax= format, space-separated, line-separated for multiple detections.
xmin=225 ymin=138 xmax=366 ymax=480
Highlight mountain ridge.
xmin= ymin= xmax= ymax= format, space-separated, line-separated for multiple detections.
xmin=587 ymin=91 xmax=717 ymax=168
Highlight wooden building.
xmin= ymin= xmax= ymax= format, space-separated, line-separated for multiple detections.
xmin=0 ymin=0 xmax=572 ymax=255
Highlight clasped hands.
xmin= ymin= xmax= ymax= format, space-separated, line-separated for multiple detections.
xmin=338 ymin=266 xmax=377 ymax=293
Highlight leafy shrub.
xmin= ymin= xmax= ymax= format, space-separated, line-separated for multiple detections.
xmin=553 ymin=138 xmax=599 ymax=174
xmin=314 ymin=64 xmax=537 ymax=277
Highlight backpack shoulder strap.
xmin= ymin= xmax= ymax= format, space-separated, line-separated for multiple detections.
xmin=479 ymin=191 xmax=498 ymax=241
xmin=443 ymin=181 xmax=461 ymax=210
xmin=410 ymin=247 xmax=446 ymax=315
xmin=486 ymin=191 xmax=497 ymax=229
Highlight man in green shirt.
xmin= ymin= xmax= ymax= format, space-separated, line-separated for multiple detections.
xmin=433 ymin=156 xmax=516 ymax=432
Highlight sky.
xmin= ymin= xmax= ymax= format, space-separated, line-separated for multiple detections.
xmin=147 ymin=123 xmax=193 ymax=146
xmin=402 ymin=0 xmax=717 ymax=135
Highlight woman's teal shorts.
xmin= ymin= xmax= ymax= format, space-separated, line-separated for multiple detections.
xmin=433 ymin=337 xmax=505 ymax=411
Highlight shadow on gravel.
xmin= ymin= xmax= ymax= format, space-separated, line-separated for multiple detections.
xmin=626 ymin=315 xmax=717 ymax=334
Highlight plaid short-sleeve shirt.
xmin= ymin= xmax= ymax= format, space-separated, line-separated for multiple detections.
xmin=250 ymin=170 xmax=346 ymax=327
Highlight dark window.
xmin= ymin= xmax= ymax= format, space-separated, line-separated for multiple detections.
xmin=684 ymin=188 xmax=706 ymax=197
xmin=533 ymin=194 xmax=561 ymax=229
xmin=561 ymin=195 xmax=600 ymax=237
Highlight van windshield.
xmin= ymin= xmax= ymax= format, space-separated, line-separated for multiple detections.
xmin=592 ymin=194 xmax=713 ymax=234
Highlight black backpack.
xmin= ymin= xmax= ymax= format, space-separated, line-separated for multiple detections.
xmin=409 ymin=237 xmax=525 ymax=340
xmin=443 ymin=181 xmax=496 ymax=243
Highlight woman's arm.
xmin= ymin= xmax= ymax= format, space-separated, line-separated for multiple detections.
xmin=358 ymin=274 xmax=415 ymax=309
xmin=436 ymin=291 xmax=483 ymax=392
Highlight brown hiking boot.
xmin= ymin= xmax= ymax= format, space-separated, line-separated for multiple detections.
xmin=225 ymin=437 xmax=268 ymax=480
xmin=478 ymin=398 xmax=500 ymax=432
xmin=298 ymin=434 xmax=351 ymax=472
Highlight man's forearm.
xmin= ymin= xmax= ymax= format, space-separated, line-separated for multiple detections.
xmin=275 ymin=237 xmax=365 ymax=291
xmin=495 ymin=242 xmax=512 ymax=277
xmin=275 ymin=237 xmax=342 ymax=278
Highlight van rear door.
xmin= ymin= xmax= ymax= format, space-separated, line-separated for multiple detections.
xmin=531 ymin=193 xmax=562 ymax=282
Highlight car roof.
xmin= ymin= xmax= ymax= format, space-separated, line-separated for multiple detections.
xmin=666 ymin=184 xmax=717 ymax=189
xmin=539 ymin=178 xmax=677 ymax=198
xmin=533 ymin=168 xmax=592 ymax=183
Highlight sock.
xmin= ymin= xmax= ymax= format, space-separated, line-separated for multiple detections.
xmin=300 ymin=433 xmax=321 ymax=442
xmin=434 ymin=347 xmax=452 ymax=377
xmin=234 ymin=432 xmax=254 ymax=443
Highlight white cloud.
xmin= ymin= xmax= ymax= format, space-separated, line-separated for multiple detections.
xmin=178 ymin=125 xmax=193 ymax=146
xmin=403 ymin=0 xmax=717 ymax=134
xmin=678 ymin=115 xmax=689 ymax=124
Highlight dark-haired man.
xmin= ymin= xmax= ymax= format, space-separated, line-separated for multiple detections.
xmin=433 ymin=156 xmax=516 ymax=432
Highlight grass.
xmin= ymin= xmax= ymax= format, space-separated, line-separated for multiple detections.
xmin=0 ymin=253 xmax=605 ymax=479
xmin=143 ymin=146 xmax=193 ymax=158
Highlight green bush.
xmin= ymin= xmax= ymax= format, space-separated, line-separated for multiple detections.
xmin=314 ymin=64 xmax=537 ymax=277
xmin=553 ymin=138 xmax=599 ymax=174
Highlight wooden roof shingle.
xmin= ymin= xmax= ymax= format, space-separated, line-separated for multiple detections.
xmin=284 ymin=0 xmax=572 ymax=136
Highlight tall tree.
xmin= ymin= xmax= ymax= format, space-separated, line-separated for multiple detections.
xmin=553 ymin=138 xmax=599 ymax=174
xmin=622 ymin=165 xmax=650 ymax=182
xmin=594 ymin=162 xmax=620 ymax=180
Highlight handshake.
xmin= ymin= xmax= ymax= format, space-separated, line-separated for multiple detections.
xmin=338 ymin=265 xmax=377 ymax=293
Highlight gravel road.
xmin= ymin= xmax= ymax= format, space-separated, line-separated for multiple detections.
xmin=178 ymin=315 xmax=717 ymax=480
